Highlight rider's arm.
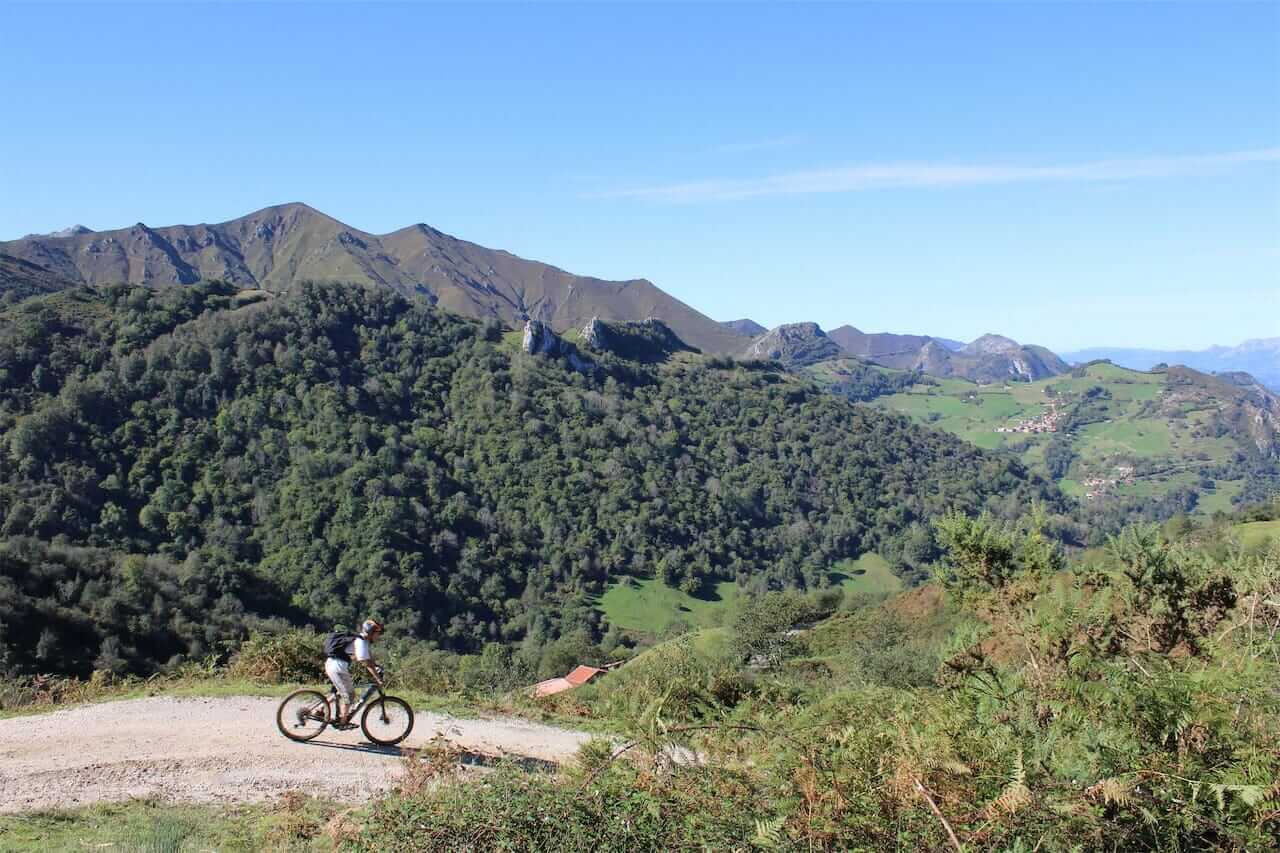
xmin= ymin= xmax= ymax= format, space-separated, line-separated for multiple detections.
xmin=362 ymin=658 xmax=383 ymax=688
xmin=354 ymin=636 xmax=383 ymax=688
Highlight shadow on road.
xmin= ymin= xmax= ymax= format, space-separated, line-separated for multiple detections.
xmin=300 ymin=739 xmax=406 ymax=758
xmin=299 ymin=739 xmax=559 ymax=772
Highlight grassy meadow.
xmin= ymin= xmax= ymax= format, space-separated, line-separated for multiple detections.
xmin=841 ymin=362 xmax=1252 ymax=515
xmin=598 ymin=578 xmax=739 ymax=635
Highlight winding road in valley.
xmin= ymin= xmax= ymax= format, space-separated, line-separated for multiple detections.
xmin=0 ymin=695 xmax=594 ymax=813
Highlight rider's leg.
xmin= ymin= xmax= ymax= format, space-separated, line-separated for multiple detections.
xmin=324 ymin=658 xmax=355 ymax=724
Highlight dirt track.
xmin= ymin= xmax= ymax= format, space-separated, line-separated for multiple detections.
xmin=0 ymin=696 xmax=595 ymax=813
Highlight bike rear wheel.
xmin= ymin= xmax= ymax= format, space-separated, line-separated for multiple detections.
xmin=361 ymin=696 xmax=414 ymax=746
xmin=277 ymin=689 xmax=330 ymax=742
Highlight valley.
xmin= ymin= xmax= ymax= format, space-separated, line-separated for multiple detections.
xmin=806 ymin=357 xmax=1280 ymax=521
xmin=4 ymin=1 xmax=1278 ymax=847
xmin=0 ymin=273 xmax=1275 ymax=852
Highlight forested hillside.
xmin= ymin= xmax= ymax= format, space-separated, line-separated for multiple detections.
xmin=0 ymin=282 xmax=1064 ymax=675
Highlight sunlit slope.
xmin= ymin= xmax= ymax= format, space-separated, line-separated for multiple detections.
xmin=807 ymin=360 xmax=1279 ymax=514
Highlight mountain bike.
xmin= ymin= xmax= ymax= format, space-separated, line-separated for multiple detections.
xmin=276 ymin=669 xmax=415 ymax=746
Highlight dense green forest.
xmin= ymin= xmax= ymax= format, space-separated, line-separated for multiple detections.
xmin=0 ymin=281 xmax=1066 ymax=675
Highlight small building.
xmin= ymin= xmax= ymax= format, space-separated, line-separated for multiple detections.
xmin=531 ymin=664 xmax=611 ymax=698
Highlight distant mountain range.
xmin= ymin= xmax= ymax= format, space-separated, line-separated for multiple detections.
xmin=828 ymin=326 xmax=964 ymax=357
xmin=729 ymin=319 xmax=1066 ymax=382
xmin=1062 ymin=340 xmax=1280 ymax=392
xmin=5 ymin=202 xmax=1270 ymax=391
xmin=836 ymin=327 xmax=1066 ymax=382
xmin=0 ymin=203 xmax=746 ymax=355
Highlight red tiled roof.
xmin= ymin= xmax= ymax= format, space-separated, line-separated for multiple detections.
xmin=530 ymin=664 xmax=608 ymax=697
xmin=565 ymin=665 xmax=604 ymax=686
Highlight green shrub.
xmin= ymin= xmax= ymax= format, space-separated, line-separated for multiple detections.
xmin=391 ymin=647 xmax=462 ymax=695
xmin=227 ymin=630 xmax=322 ymax=683
xmin=358 ymin=763 xmax=760 ymax=852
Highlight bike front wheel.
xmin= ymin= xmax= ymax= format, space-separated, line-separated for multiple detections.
xmin=277 ymin=689 xmax=330 ymax=742
xmin=361 ymin=695 xmax=414 ymax=746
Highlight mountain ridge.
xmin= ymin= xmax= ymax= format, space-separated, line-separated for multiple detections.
xmin=824 ymin=324 xmax=1067 ymax=382
xmin=0 ymin=203 xmax=749 ymax=355
xmin=1062 ymin=339 xmax=1280 ymax=392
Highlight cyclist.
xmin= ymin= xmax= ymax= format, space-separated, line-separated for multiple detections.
xmin=324 ymin=619 xmax=384 ymax=725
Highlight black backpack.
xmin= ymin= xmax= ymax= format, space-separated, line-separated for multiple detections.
xmin=324 ymin=630 xmax=358 ymax=661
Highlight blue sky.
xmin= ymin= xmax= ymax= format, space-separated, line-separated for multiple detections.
xmin=1 ymin=2 xmax=1276 ymax=350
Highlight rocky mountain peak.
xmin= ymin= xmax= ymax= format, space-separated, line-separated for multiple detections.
xmin=580 ymin=316 xmax=697 ymax=363
xmin=743 ymin=322 xmax=844 ymax=367
xmin=720 ymin=318 xmax=767 ymax=337
xmin=963 ymin=334 xmax=1021 ymax=356
xmin=522 ymin=319 xmax=594 ymax=374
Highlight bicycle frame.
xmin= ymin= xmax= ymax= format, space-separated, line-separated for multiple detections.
xmin=308 ymin=680 xmax=383 ymax=723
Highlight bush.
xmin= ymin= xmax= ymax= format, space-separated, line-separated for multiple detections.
xmin=392 ymin=647 xmax=462 ymax=695
xmin=227 ymin=630 xmax=322 ymax=683
xmin=457 ymin=643 xmax=534 ymax=696
xmin=358 ymin=762 xmax=759 ymax=852
xmin=731 ymin=590 xmax=810 ymax=667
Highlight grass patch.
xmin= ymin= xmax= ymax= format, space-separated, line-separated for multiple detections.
xmin=830 ymin=553 xmax=903 ymax=596
xmin=599 ymin=578 xmax=738 ymax=635
xmin=0 ymin=675 xmax=286 ymax=721
xmin=1195 ymin=479 xmax=1243 ymax=516
xmin=0 ymin=797 xmax=349 ymax=851
xmin=1232 ymin=519 xmax=1280 ymax=548
xmin=1058 ymin=478 xmax=1084 ymax=498
xmin=1077 ymin=417 xmax=1171 ymax=457
xmin=499 ymin=329 xmax=525 ymax=351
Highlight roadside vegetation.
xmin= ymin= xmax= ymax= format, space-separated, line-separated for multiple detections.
xmin=5 ymin=505 xmax=1276 ymax=851
xmin=0 ymin=796 xmax=350 ymax=852
xmin=356 ymin=514 xmax=1278 ymax=851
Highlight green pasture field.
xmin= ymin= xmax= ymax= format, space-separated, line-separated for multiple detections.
xmin=1196 ymin=479 xmax=1244 ymax=516
xmin=599 ymin=553 xmax=901 ymax=636
xmin=1077 ymin=417 xmax=1172 ymax=457
xmin=830 ymin=553 xmax=904 ymax=597
xmin=598 ymin=578 xmax=739 ymax=635
xmin=1058 ymin=478 xmax=1084 ymax=498
xmin=867 ymin=361 xmax=1252 ymax=516
xmin=1232 ymin=519 xmax=1280 ymax=548
xmin=1045 ymin=363 xmax=1163 ymax=401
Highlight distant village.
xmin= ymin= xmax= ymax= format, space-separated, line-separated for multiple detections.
xmin=995 ymin=397 xmax=1066 ymax=434
xmin=1082 ymin=465 xmax=1136 ymax=500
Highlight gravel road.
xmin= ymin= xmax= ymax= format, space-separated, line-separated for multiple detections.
xmin=0 ymin=695 xmax=595 ymax=813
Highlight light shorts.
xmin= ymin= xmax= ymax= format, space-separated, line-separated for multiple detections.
xmin=325 ymin=657 xmax=354 ymax=703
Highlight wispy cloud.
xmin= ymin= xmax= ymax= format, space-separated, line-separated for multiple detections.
xmin=591 ymin=147 xmax=1280 ymax=203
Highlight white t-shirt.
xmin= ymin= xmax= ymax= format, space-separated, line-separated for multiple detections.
xmin=342 ymin=636 xmax=372 ymax=663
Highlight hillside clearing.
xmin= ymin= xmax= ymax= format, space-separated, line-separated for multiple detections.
xmin=830 ymin=553 xmax=903 ymax=596
xmin=1233 ymin=519 xmax=1280 ymax=548
xmin=599 ymin=578 xmax=738 ymax=635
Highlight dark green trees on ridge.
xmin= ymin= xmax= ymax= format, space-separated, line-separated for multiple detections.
xmin=0 ymin=281 xmax=1063 ymax=674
